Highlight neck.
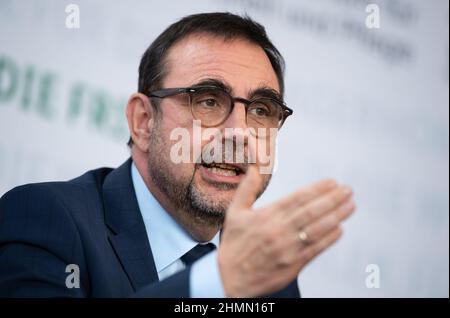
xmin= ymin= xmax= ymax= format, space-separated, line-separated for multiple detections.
xmin=132 ymin=151 xmax=220 ymax=242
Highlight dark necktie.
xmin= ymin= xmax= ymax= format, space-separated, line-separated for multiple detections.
xmin=181 ymin=243 xmax=216 ymax=266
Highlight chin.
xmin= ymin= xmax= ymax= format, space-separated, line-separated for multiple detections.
xmin=199 ymin=182 xmax=235 ymax=201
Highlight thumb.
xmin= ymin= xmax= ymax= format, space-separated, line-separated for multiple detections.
xmin=228 ymin=165 xmax=261 ymax=212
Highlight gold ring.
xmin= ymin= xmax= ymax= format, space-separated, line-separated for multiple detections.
xmin=298 ymin=230 xmax=310 ymax=244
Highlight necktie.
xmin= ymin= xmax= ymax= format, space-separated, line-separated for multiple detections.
xmin=181 ymin=243 xmax=216 ymax=266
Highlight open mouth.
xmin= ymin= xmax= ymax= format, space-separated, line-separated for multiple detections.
xmin=200 ymin=162 xmax=246 ymax=177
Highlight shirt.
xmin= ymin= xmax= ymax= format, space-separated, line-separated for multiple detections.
xmin=131 ymin=163 xmax=225 ymax=297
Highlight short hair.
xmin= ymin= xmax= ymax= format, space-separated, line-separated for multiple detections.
xmin=128 ymin=12 xmax=285 ymax=147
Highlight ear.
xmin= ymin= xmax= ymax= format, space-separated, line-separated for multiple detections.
xmin=126 ymin=92 xmax=155 ymax=152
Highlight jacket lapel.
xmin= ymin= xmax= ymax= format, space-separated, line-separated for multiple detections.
xmin=102 ymin=159 xmax=159 ymax=291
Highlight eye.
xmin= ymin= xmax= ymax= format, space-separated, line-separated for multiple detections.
xmin=199 ymin=98 xmax=219 ymax=108
xmin=249 ymin=103 xmax=271 ymax=117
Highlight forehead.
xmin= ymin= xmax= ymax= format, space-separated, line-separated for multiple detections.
xmin=162 ymin=34 xmax=280 ymax=94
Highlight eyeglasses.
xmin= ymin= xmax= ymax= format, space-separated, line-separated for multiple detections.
xmin=148 ymin=85 xmax=293 ymax=130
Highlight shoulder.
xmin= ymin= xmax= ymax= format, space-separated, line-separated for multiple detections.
xmin=0 ymin=166 xmax=114 ymax=243
xmin=0 ymin=166 xmax=113 ymax=212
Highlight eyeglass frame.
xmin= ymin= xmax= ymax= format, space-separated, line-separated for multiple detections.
xmin=147 ymin=85 xmax=293 ymax=129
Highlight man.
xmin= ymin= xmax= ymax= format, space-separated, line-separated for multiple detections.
xmin=0 ymin=12 xmax=355 ymax=297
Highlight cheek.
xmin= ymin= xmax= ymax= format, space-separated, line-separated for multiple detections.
xmin=156 ymin=123 xmax=197 ymax=177
xmin=251 ymin=135 xmax=277 ymax=165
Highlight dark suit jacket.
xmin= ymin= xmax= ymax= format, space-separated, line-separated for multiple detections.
xmin=0 ymin=159 xmax=300 ymax=298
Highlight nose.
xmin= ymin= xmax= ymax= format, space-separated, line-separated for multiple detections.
xmin=222 ymin=101 xmax=248 ymax=131
xmin=219 ymin=102 xmax=251 ymax=163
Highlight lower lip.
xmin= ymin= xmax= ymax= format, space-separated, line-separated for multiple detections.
xmin=198 ymin=165 xmax=245 ymax=184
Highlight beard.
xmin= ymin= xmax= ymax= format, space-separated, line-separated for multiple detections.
xmin=147 ymin=122 xmax=271 ymax=228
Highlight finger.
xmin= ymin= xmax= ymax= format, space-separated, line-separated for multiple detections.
xmin=298 ymin=226 xmax=343 ymax=265
xmin=228 ymin=165 xmax=261 ymax=212
xmin=290 ymin=185 xmax=353 ymax=230
xmin=264 ymin=179 xmax=338 ymax=214
xmin=301 ymin=200 xmax=355 ymax=242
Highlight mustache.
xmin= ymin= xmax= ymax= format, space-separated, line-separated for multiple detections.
xmin=194 ymin=138 xmax=253 ymax=166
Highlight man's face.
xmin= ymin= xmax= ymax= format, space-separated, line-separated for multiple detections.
xmin=147 ymin=34 xmax=280 ymax=226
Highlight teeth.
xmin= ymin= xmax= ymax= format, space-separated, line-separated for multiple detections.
xmin=205 ymin=163 xmax=240 ymax=172
xmin=214 ymin=163 xmax=235 ymax=170
xmin=207 ymin=166 xmax=237 ymax=176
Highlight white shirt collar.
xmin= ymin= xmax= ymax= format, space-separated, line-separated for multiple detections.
xmin=131 ymin=162 xmax=220 ymax=273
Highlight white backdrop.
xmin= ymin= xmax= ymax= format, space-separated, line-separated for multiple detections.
xmin=0 ymin=0 xmax=448 ymax=297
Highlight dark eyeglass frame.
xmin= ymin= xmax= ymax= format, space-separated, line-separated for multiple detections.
xmin=147 ymin=85 xmax=293 ymax=129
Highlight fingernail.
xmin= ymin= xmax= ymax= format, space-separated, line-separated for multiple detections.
xmin=343 ymin=200 xmax=355 ymax=211
xmin=342 ymin=186 xmax=353 ymax=195
xmin=325 ymin=179 xmax=337 ymax=188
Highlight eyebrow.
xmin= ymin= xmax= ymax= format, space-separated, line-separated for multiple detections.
xmin=191 ymin=78 xmax=232 ymax=93
xmin=191 ymin=78 xmax=283 ymax=101
xmin=248 ymin=86 xmax=283 ymax=102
